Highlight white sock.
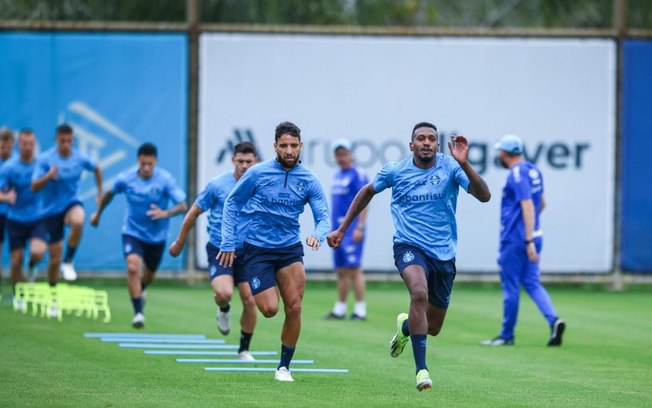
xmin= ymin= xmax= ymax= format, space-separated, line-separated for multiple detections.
xmin=332 ymin=301 xmax=347 ymax=316
xmin=354 ymin=301 xmax=366 ymax=317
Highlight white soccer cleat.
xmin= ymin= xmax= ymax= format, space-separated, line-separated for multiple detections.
xmin=275 ymin=367 xmax=294 ymax=382
xmin=14 ymin=299 xmax=26 ymax=312
xmin=48 ymin=306 xmax=59 ymax=319
xmin=238 ymin=351 xmax=255 ymax=361
xmin=216 ymin=308 xmax=231 ymax=335
xmin=61 ymin=262 xmax=78 ymax=281
xmin=132 ymin=313 xmax=145 ymax=329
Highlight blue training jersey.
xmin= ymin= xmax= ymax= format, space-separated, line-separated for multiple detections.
xmin=32 ymin=147 xmax=97 ymax=216
xmin=112 ymin=167 xmax=186 ymax=244
xmin=195 ymin=171 xmax=245 ymax=249
xmin=499 ymin=161 xmax=544 ymax=245
xmin=0 ymin=155 xmax=14 ymax=216
xmin=372 ymin=153 xmax=470 ymax=261
xmin=220 ymin=159 xmax=330 ymax=251
xmin=331 ymin=166 xmax=368 ymax=231
xmin=0 ymin=157 xmax=43 ymax=222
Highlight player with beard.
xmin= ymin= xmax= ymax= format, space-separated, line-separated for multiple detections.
xmin=328 ymin=122 xmax=491 ymax=391
xmin=218 ymin=121 xmax=330 ymax=382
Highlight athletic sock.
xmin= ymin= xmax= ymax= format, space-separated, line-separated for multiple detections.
xmin=332 ymin=301 xmax=347 ymax=316
xmin=131 ymin=297 xmax=143 ymax=314
xmin=238 ymin=331 xmax=253 ymax=353
xmin=278 ymin=344 xmax=295 ymax=370
xmin=411 ymin=334 xmax=428 ymax=373
xmin=219 ymin=304 xmax=230 ymax=313
xmin=63 ymin=246 xmax=78 ymax=263
xmin=401 ymin=319 xmax=410 ymax=336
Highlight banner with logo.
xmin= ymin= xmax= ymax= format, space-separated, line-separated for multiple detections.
xmin=198 ymin=34 xmax=615 ymax=273
xmin=621 ymin=40 xmax=652 ymax=273
xmin=0 ymin=33 xmax=188 ymax=271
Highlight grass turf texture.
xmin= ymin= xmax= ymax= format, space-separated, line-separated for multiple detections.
xmin=1 ymin=280 xmax=651 ymax=407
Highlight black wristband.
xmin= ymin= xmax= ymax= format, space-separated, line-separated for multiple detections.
xmin=525 ymin=239 xmax=533 ymax=245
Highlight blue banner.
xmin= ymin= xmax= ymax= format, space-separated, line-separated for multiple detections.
xmin=621 ymin=40 xmax=652 ymax=272
xmin=0 ymin=32 xmax=188 ymax=271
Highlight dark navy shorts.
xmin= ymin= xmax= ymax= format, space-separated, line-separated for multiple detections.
xmin=7 ymin=219 xmax=47 ymax=251
xmin=0 ymin=214 xmax=6 ymax=243
xmin=206 ymin=242 xmax=247 ymax=283
xmin=243 ymin=241 xmax=304 ymax=296
xmin=43 ymin=200 xmax=83 ymax=244
xmin=333 ymin=232 xmax=364 ymax=269
xmin=122 ymin=234 xmax=165 ymax=273
xmin=393 ymin=243 xmax=457 ymax=308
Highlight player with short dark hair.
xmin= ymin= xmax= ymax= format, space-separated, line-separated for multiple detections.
xmin=218 ymin=121 xmax=330 ymax=382
xmin=328 ymin=122 xmax=491 ymax=391
xmin=169 ymin=141 xmax=259 ymax=360
xmin=91 ymin=142 xmax=187 ymax=329
xmin=482 ymin=134 xmax=565 ymax=347
xmin=31 ymin=124 xmax=103 ymax=284
xmin=0 ymin=129 xmax=47 ymax=298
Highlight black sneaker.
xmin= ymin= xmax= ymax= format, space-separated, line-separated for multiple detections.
xmin=481 ymin=336 xmax=514 ymax=346
xmin=324 ymin=312 xmax=345 ymax=320
xmin=548 ymin=319 xmax=566 ymax=346
xmin=350 ymin=313 xmax=366 ymax=321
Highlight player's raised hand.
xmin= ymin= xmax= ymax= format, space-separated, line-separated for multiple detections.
xmin=448 ymin=135 xmax=469 ymax=165
xmin=217 ymin=250 xmax=236 ymax=268
xmin=306 ymin=235 xmax=320 ymax=251
xmin=168 ymin=240 xmax=184 ymax=257
xmin=327 ymin=229 xmax=344 ymax=248
xmin=147 ymin=204 xmax=167 ymax=220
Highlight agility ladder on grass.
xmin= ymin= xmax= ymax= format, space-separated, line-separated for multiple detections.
xmin=12 ymin=282 xmax=111 ymax=323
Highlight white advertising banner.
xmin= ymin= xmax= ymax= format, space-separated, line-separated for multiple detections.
xmin=198 ymin=34 xmax=615 ymax=273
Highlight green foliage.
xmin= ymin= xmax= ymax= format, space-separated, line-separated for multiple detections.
xmin=1 ymin=0 xmax=651 ymax=29
xmin=1 ymin=281 xmax=651 ymax=407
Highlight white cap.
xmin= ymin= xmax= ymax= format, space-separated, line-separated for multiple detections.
xmin=493 ymin=134 xmax=524 ymax=155
xmin=332 ymin=138 xmax=353 ymax=152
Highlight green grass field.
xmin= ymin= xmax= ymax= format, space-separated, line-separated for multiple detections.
xmin=1 ymin=280 xmax=651 ymax=407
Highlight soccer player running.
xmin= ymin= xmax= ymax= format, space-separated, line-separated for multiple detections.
xmin=168 ymin=142 xmax=259 ymax=360
xmin=328 ymin=122 xmax=491 ymax=391
xmin=0 ymin=128 xmax=16 ymax=290
xmin=31 ymin=124 xmax=103 ymax=283
xmin=481 ymin=134 xmax=565 ymax=347
xmin=217 ymin=121 xmax=330 ymax=382
xmin=325 ymin=139 xmax=370 ymax=321
xmin=91 ymin=143 xmax=187 ymax=328
xmin=0 ymin=129 xmax=47 ymax=301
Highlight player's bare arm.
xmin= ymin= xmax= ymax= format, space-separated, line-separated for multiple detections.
xmin=168 ymin=204 xmax=204 ymax=257
xmin=90 ymin=189 xmax=115 ymax=227
xmin=327 ymin=183 xmax=376 ymax=248
xmin=448 ymin=135 xmax=491 ymax=203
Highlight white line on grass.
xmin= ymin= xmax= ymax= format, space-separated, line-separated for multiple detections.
xmin=145 ymin=351 xmax=277 ymax=356
xmin=119 ymin=343 xmax=238 ymax=349
xmin=177 ymin=359 xmax=314 ymax=364
xmin=205 ymin=367 xmax=349 ymax=373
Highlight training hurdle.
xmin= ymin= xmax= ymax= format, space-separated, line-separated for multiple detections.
xmin=14 ymin=283 xmax=111 ymax=322
xmin=144 ymin=350 xmax=278 ymax=356
xmin=205 ymin=367 xmax=349 ymax=374
xmin=177 ymin=358 xmax=315 ymax=364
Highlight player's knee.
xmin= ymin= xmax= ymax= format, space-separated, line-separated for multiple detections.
xmin=241 ymin=294 xmax=256 ymax=311
xmin=284 ymin=300 xmax=302 ymax=318
xmin=214 ymin=288 xmax=233 ymax=305
xmin=259 ymin=303 xmax=278 ymax=318
xmin=410 ymin=288 xmax=429 ymax=307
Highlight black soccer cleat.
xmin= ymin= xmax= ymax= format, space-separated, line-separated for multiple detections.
xmin=547 ymin=319 xmax=566 ymax=346
xmin=324 ymin=312 xmax=345 ymax=320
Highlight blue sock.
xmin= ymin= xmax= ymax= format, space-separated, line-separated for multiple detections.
xmin=63 ymin=246 xmax=78 ymax=263
xmin=131 ymin=297 xmax=143 ymax=314
xmin=402 ymin=319 xmax=410 ymax=336
xmin=411 ymin=334 xmax=428 ymax=373
xmin=238 ymin=331 xmax=253 ymax=353
xmin=278 ymin=344 xmax=295 ymax=370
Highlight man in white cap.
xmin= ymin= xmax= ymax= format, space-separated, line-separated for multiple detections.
xmin=482 ymin=134 xmax=565 ymax=347
xmin=325 ymin=139 xmax=369 ymax=320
